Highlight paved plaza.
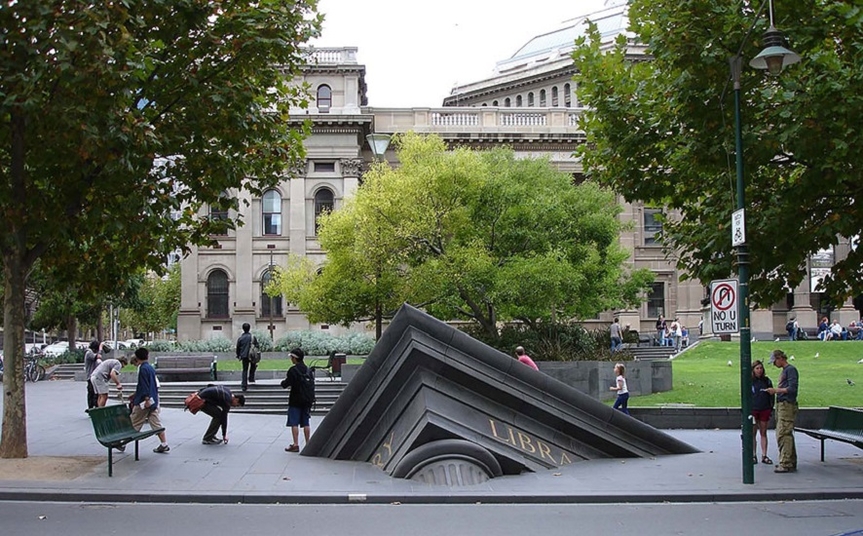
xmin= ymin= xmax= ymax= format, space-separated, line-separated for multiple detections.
xmin=0 ymin=380 xmax=861 ymax=504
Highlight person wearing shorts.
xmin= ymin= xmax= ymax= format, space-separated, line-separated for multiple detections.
xmin=281 ymin=348 xmax=312 ymax=452
xmin=751 ymin=359 xmax=774 ymax=465
xmin=90 ymin=356 xmax=127 ymax=407
xmin=130 ymin=348 xmax=170 ymax=454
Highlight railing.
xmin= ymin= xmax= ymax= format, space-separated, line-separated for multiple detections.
xmin=500 ymin=112 xmax=547 ymax=126
xmin=372 ymin=107 xmax=585 ymax=135
xmin=430 ymin=112 xmax=480 ymax=127
xmin=304 ymin=47 xmax=358 ymax=65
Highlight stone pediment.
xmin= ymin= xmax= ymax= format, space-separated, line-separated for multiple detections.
xmin=304 ymin=304 xmax=698 ymax=484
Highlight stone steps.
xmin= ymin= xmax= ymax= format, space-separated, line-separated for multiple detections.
xmin=108 ymin=380 xmax=348 ymax=415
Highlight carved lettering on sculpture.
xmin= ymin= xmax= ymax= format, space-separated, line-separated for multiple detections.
xmin=371 ymin=431 xmax=396 ymax=469
xmin=488 ymin=418 xmax=574 ymax=467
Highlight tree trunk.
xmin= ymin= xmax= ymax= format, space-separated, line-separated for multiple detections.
xmin=1 ymin=255 xmax=29 ymax=458
xmin=67 ymin=316 xmax=78 ymax=351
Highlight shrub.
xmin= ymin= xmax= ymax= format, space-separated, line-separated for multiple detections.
xmin=460 ymin=321 xmax=632 ymax=362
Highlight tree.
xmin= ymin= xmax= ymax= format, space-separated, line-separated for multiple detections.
xmin=572 ymin=0 xmax=863 ymax=308
xmin=276 ymin=133 xmax=653 ymax=340
xmin=123 ymin=264 xmax=182 ymax=339
xmin=0 ymin=0 xmax=321 ymax=457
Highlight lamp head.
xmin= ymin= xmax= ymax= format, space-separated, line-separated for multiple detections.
xmin=366 ymin=133 xmax=391 ymax=160
xmin=749 ymin=26 xmax=800 ymax=76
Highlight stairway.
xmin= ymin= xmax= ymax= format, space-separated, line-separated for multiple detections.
xmin=626 ymin=340 xmax=699 ymax=361
xmin=50 ymin=363 xmax=84 ymax=380
xmin=109 ymin=378 xmax=348 ymax=415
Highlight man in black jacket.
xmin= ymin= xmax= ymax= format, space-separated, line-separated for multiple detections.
xmin=236 ymin=322 xmax=258 ymax=392
xmin=198 ymin=385 xmax=245 ymax=445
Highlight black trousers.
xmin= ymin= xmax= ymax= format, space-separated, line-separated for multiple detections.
xmin=241 ymin=358 xmax=257 ymax=389
xmin=86 ymin=379 xmax=98 ymax=409
xmin=200 ymin=402 xmax=226 ymax=441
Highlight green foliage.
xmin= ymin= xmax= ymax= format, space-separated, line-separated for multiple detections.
xmin=274 ymin=330 xmax=374 ymax=356
xmin=176 ymin=337 xmax=234 ymax=353
xmin=0 ymin=0 xmax=321 ymax=456
xmin=462 ymin=322 xmax=627 ymax=362
xmin=631 ymin=340 xmax=863 ymax=408
xmin=122 ymin=265 xmax=182 ymax=337
xmin=572 ymin=0 xmax=863 ymax=307
xmin=279 ymin=132 xmax=653 ymax=340
xmin=145 ymin=340 xmax=178 ymax=352
xmin=250 ymin=330 xmax=276 ymax=352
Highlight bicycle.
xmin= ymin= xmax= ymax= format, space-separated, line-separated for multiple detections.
xmin=24 ymin=357 xmax=45 ymax=382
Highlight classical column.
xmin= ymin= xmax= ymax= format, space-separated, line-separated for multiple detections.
xmin=340 ymin=158 xmax=363 ymax=197
xmin=289 ymin=162 xmax=307 ymax=257
xmin=833 ymin=239 xmax=860 ymax=326
xmin=791 ymin=262 xmax=816 ymax=331
xmin=177 ymin=244 xmax=202 ymax=342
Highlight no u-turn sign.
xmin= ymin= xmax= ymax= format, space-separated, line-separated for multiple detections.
xmin=710 ymin=279 xmax=739 ymax=334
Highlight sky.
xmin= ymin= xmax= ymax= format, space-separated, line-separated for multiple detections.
xmin=312 ymin=0 xmax=611 ymax=108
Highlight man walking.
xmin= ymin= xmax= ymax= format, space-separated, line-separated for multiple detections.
xmin=609 ymin=317 xmax=623 ymax=353
xmin=130 ymin=348 xmax=170 ymax=453
xmin=766 ymin=349 xmax=799 ymax=473
xmin=281 ymin=348 xmax=314 ymax=452
xmin=236 ymin=322 xmax=258 ymax=392
xmin=198 ymin=385 xmax=245 ymax=445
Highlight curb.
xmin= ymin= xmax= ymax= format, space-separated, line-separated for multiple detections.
xmin=2 ymin=488 xmax=863 ymax=505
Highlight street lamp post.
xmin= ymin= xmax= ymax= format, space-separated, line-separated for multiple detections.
xmin=731 ymin=0 xmax=800 ymax=484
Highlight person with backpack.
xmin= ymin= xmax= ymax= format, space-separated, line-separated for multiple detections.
xmin=236 ymin=322 xmax=259 ymax=392
xmin=280 ymin=347 xmax=314 ymax=453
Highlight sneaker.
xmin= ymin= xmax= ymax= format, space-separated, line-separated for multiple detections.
xmin=249 ymin=379 xmax=256 ymax=384
xmin=115 ymin=444 xmax=126 ymax=453
xmin=153 ymin=444 xmax=170 ymax=454
xmin=285 ymin=444 xmax=300 ymax=452
xmin=774 ymin=465 xmax=794 ymax=473
xmin=202 ymin=438 xmax=221 ymax=445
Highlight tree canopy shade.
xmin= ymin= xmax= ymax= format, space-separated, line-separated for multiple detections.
xmin=0 ymin=0 xmax=321 ymax=457
xmin=273 ymin=133 xmax=654 ymax=339
xmin=572 ymin=0 xmax=863 ymax=308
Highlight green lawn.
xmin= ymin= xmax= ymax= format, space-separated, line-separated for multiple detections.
xmin=629 ymin=340 xmax=863 ymax=408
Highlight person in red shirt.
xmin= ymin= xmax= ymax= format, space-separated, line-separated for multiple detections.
xmin=514 ymin=346 xmax=539 ymax=371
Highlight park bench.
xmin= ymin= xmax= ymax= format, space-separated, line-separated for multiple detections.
xmin=795 ymin=406 xmax=863 ymax=462
xmin=153 ymin=354 xmax=217 ymax=381
xmin=87 ymin=404 xmax=165 ymax=476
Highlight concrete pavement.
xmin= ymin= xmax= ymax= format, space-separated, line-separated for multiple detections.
xmin=0 ymin=380 xmax=861 ymax=504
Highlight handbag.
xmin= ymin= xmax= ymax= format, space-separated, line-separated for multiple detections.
xmin=184 ymin=392 xmax=205 ymax=414
xmin=249 ymin=338 xmax=261 ymax=364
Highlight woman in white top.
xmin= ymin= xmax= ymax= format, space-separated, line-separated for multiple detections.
xmin=610 ymin=363 xmax=630 ymax=415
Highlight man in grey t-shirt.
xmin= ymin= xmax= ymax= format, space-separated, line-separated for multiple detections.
xmin=767 ymin=349 xmax=798 ymax=473
xmin=610 ymin=318 xmax=623 ymax=353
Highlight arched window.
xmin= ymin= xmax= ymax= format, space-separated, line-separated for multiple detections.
xmin=262 ymin=190 xmax=281 ymax=236
xmin=492 ymin=100 xmax=499 ymax=106
xmin=551 ymin=86 xmax=559 ymax=107
xmin=539 ymin=89 xmax=547 ymax=107
xmin=564 ymin=83 xmax=572 ymax=107
xmin=206 ymin=270 xmax=229 ymax=318
xmin=504 ymin=97 xmax=511 ymax=107
xmin=527 ymin=92 xmax=534 ymax=107
xmin=316 ymin=85 xmax=332 ymax=113
xmin=516 ymin=95 xmax=523 ymax=106
xmin=314 ymin=188 xmax=334 ymax=235
xmin=261 ymin=269 xmax=283 ymax=317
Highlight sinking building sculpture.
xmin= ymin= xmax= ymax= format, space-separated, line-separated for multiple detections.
xmin=303 ymin=304 xmax=698 ymax=485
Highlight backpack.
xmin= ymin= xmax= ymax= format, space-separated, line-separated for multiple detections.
xmin=785 ymin=320 xmax=794 ymax=332
xmin=282 ymin=366 xmax=315 ymax=408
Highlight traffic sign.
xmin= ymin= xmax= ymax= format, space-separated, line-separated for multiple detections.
xmin=732 ymin=208 xmax=746 ymax=247
xmin=710 ymin=279 xmax=739 ymax=334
